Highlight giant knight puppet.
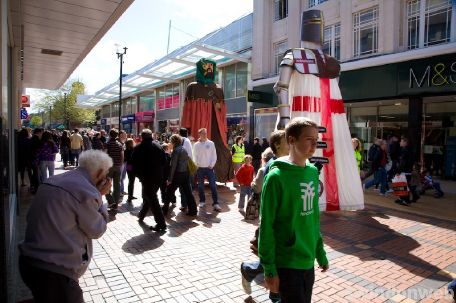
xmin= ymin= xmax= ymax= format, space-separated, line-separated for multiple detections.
xmin=274 ymin=10 xmax=364 ymax=211
xmin=181 ymin=58 xmax=234 ymax=183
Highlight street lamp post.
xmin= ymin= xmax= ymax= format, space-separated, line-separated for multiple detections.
xmin=117 ymin=46 xmax=127 ymax=130
xmin=49 ymin=106 xmax=52 ymax=129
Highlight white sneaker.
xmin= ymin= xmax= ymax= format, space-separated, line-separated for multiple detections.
xmin=199 ymin=202 xmax=205 ymax=208
xmin=386 ymin=189 xmax=394 ymax=194
xmin=213 ymin=204 xmax=222 ymax=212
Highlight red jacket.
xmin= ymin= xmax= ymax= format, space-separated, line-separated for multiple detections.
xmin=236 ymin=163 xmax=254 ymax=186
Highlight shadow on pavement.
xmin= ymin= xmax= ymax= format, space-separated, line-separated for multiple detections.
xmin=322 ymin=209 xmax=454 ymax=282
xmin=121 ymin=229 xmax=164 ymax=254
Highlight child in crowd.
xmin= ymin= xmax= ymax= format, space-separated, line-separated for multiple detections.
xmin=235 ymin=155 xmax=255 ymax=211
xmin=160 ymin=143 xmax=175 ymax=205
xmin=420 ymin=170 xmax=444 ymax=198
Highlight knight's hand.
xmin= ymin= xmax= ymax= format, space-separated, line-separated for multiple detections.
xmin=276 ymin=117 xmax=290 ymax=130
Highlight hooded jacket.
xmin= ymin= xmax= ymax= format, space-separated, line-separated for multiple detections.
xmin=258 ymin=158 xmax=328 ymax=277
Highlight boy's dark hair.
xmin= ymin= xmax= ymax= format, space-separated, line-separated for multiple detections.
xmin=254 ymin=137 xmax=260 ymax=143
xmin=269 ymin=130 xmax=285 ymax=155
xmin=179 ymin=128 xmax=188 ymax=137
xmin=285 ymin=117 xmax=318 ymax=144
xmin=109 ymin=129 xmax=119 ymax=138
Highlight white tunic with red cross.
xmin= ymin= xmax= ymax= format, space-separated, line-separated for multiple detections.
xmin=287 ymin=48 xmax=364 ymax=211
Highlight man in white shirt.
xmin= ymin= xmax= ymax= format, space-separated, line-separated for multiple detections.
xmin=193 ymin=128 xmax=221 ymax=211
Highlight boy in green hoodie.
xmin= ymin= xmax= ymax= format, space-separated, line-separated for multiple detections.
xmin=258 ymin=117 xmax=329 ymax=303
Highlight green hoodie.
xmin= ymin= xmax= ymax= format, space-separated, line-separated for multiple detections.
xmin=258 ymin=158 xmax=328 ymax=277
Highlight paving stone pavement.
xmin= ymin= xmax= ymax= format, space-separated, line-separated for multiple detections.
xmin=15 ymin=164 xmax=456 ymax=303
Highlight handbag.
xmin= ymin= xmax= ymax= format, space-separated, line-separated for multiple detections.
xmin=245 ymin=192 xmax=260 ymax=220
xmin=188 ymin=158 xmax=197 ymax=176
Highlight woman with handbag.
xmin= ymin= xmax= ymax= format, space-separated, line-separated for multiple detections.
xmin=162 ymin=134 xmax=197 ymax=216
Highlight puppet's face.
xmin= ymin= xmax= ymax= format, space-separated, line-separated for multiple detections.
xmin=202 ymin=62 xmax=214 ymax=79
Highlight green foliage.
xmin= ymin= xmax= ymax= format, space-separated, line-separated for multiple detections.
xmin=29 ymin=115 xmax=42 ymax=127
xmin=33 ymin=80 xmax=95 ymax=129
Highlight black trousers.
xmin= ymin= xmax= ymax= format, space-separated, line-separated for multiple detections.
xmin=139 ymin=181 xmax=166 ymax=227
xmin=126 ymin=170 xmax=135 ymax=199
xmin=19 ymin=255 xmax=83 ymax=303
xmin=278 ymin=267 xmax=315 ymax=303
xmin=164 ymin=172 xmax=197 ymax=215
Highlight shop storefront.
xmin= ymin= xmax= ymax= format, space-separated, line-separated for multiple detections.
xmin=121 ymin=114 xmax=136 ymax=134
xmin=227 ymin=115 xmax=248 ymax=145
xmin=135 ymin=110 xmax=154 ymax=133
xmin=340 ymin=53 xmax=456 ymax=178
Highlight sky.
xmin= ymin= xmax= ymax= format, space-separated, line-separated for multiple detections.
xmin=27 ymin=0 xmax=253 ymax=109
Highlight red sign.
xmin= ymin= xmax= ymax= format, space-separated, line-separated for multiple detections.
xmin=172 ymin=95 xmax=179 ymax=108
xmin=165 ymin=96 xmax=173 ymax=108
xmin=21 ymin=95 xmax=30 ymax=107
xmin=157 ymin=98 xmax=165 ymax=110
xmin=135 ymin=111 xmax=155 ymax=123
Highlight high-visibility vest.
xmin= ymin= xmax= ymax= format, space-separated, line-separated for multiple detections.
xmin=232 ymin=144 xmax=245 ymax=163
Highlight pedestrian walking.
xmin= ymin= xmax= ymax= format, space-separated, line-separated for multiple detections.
xmin=69 ymin=129 xmax=84 ymax=166
xmin=131 ymin=129 xmax=167 ymax=232
xmin=37 ymin=131 xmax=59 ymax=182
xmin=236 ymin=155 xmax=254 ymax=211
xmin=124 ymin=138 xmax=137 ymax=203
xmin=60 ymin=130 xmax=71 ymax=168
xmin=162 ymin=134 xmax=197 ymax=217
xmin=105 ymin=129 xmax=123 ymax=210
xmin=259 ymin=117 xmax=328 ymax=303
xmin=193 ymin=128 xmax=221 ymax=212
xmin=251 ymin=137 xmax=262 ymax=173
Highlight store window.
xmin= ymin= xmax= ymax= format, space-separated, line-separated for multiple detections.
xmin=224 ymin=65 xmax=236 ymax=99
xmin=235 ymin=63 xmax=248 ymax=97
xmin=308 ymin=0 xmax=328 ymax=8
xmin=273 ymin=40 xmax=288 ymax=76
xmin=407 ymin=0 xmax=452 ymax=49
xmin=323 ymin=23 xmax=341 ymax=60
xmin=157 ymin=87 xmax=166 ymax=111
xmin=122 ymin=98 xmax=133 ymax=115
xmin=274 ymin=0 xmax=288 ymax=21
xmin=111 ymin=102 xmax=119 ymax=117
xmin=353 ymin=7 xmax=379 ymax=57
xmin=139 ymin=92 xmax=155 ymax=112
xmin=131 ymin=97 xmax=137 ymax=114
xmin=101 ymin=105 xmax=110 ymax=118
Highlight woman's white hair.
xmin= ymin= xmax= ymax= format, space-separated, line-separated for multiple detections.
xmin=79 ymin=150 xmax=113 ymax=174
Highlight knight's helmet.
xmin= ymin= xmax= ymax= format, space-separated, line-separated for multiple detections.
xmin=301 ymin=10 xmax=324 ymax=46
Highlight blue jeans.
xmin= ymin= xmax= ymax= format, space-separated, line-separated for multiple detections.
xmin=39 ymin=161 xmax=55 ymax=182
xmin=120 ymin=163 xmax=127 ymax=193
xmin=196 ymin=167 xmax=218 ymax=205
xmin=179 ymin=175 xmax=193 ymax=208
xmin=365 ymin=167 xmax=387 ymax=194
xmin=238 ymin=185 xmax=252 ymax=209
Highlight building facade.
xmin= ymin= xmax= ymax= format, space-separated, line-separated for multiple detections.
xmin=250 ymin=0 xmax=456 ymax=178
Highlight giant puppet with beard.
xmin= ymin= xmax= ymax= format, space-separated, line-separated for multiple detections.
xmin=181 ymin=58 xmax=234 ymax=183
xmin=274 ymin=10 xmax=364 ymax=211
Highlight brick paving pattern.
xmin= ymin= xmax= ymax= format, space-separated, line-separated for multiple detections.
xmin=15 ymin=164 xmax=456 ymax=303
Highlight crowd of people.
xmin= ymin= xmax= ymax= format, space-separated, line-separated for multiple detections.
xmin=17 ymin=120 xmax=448 ymax=303
xmin=351 ymin=135 xmax=445 ymax=206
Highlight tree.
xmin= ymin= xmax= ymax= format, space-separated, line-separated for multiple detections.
xmin=29 ymin=115 xmax=42 ymax=128
xmin=33 ymin=80 xmax=95 ymax=129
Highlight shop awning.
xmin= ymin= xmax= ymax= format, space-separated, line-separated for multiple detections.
xmin=10 ymin=0 xmax=134 ymax=90
xmin=77 ymin=43 xmax=251 ymax=108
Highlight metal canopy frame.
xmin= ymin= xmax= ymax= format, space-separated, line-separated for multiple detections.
xmin=78 ymin=43 xmax=251 ymax=108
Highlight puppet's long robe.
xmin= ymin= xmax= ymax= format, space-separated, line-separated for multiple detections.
xmin=181 ymin=82 xmax=234 ymax=183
